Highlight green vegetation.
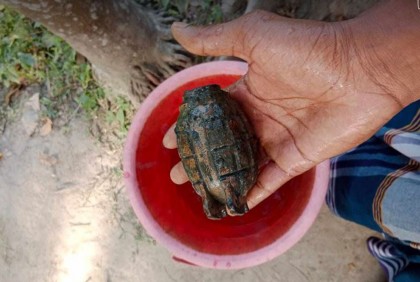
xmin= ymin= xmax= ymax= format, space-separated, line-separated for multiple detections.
xmin=0 ymin=1 xmax=225 ymax=136
xmin=105 ymin=96 xmax=133 ymax=136
xmin=158 ymin=0 xmax=223 ymax=24
xmin=0 ymin=6 xmax=132 ymax=135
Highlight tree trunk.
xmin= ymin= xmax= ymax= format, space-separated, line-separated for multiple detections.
xmin=1 ymin=0 xmax=380 ymax=105
xmin=1 ymin=0 xmax=190 ymax=105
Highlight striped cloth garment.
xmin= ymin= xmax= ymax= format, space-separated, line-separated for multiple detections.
xmin=326 ymin=100 xmax=420 ymax=281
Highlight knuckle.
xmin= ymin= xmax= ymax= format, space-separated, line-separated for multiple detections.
xmin=254 ymin=179 xmax=268 ymax=193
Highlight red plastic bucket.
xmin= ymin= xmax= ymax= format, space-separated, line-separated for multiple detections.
xmin=123 ymin=61 xmax=330 ymax=269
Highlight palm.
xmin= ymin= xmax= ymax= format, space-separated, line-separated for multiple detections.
xmin=164 ymin=10 xmax=403 ymax=208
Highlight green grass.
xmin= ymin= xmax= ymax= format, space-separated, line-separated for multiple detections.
xmin=158 ymin=0 xmax=223 ymax=24
xmin=104 ymin=96 xmax=133 ymax=136
xmin=0 ymin=5 xmax=132 ymax=133
xmin=0 ymin=2 xmax=223 ymax=136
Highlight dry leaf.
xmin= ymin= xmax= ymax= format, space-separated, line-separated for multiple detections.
xmin=40 ymin=118 xmax=53 ymax=136
xmin=4 ymin=85 xmax=21 ymax=105
xmin=0 ymin=152 xmax=3 ymax=160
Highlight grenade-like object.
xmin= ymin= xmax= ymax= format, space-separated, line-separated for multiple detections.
xmin=175 ymin=84 xmax=258 ymax=219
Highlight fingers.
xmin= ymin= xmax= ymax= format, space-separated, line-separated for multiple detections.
xmin=170 ymin=161 xmax=189 ymax=185
xmin=171 ymin=11 xmax=274 ymax=59
xmin=162 ymin=124 xmax=187 ymax=184
xmin=246 ymin=161 xmax=291 ymax=209
xmin=163 ymin=125 xmax=188 ymax=185
xmin=171 ymin=21 xmax=245 ymax=58
xmin=163 ymin=123 xmax=177 ymax=149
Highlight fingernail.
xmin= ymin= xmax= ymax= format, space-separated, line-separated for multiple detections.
xmin=172 ymin=22 xmax=188 ymax=29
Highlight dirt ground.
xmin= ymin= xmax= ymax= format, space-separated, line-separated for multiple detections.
xmin=0 ymin=85 xmax=387 ymax=282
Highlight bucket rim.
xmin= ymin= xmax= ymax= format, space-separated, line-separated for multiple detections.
xmin=123 ymin=61 xmax=330 ymax=269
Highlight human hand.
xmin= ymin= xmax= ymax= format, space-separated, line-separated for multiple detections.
xmin=163 ymin=1 xmax=420 ymax=209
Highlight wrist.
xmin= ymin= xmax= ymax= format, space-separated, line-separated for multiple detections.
xmin=340 ymin=0 xmax=420 ymax=107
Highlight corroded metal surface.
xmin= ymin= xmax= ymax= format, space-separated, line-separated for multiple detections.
xmin=176 ymin=85 xmax=258 ymax=219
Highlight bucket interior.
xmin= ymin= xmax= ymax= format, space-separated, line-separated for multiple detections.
xmin=135 ymin=74 xmax=314 ymax=255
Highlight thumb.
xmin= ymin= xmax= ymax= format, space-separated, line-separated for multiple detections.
xmin=171 ymin=21 xmax=248 ymax=59
xmin=171 ymin=11 xmax=272 ymax=59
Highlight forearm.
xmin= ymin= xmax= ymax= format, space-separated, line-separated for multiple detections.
xmin=343 ymin=0 xmax=420 ymax=106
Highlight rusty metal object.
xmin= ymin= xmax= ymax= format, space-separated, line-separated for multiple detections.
xmin=175 ymin=85 xmax=258 ymax=219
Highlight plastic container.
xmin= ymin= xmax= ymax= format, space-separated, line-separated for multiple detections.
xmin=123 ymin=61 xmax=330 ymax=269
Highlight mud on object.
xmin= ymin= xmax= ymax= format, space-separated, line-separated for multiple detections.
xmin=175 ymin=84 xmax=258 ymax=219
